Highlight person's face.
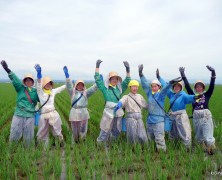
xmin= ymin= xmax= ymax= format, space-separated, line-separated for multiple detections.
xmin=173 ymin=84 xmax=182 ymax=93
xmin=24 ymin=78 xmax=34 ymax=87
xmin=151 ymin=84 xmax=160 ymax=92
xmin=110 ymin=76 xmax=118 ymax=86
xmin=195 ymin=84 xmax=204 ymax=94
xmin=76 ymin=82 xmax=84 ymax=91
xmin=130 ymin=86 xmax=138 ymax=94
xmin=44 ymin=82 xmax=52 ymax=90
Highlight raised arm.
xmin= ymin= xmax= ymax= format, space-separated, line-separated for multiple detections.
xmin=123 ymin=61 xmax=130 ymax=78
xmin=160 ymin=77 xmax=181 ymax=97
xmin=138 ymin=64 xmax=151 ymax=94
xmin=53 ymin=85 xmax=66 ymax=94
xmin=122 ymin=61 xmax=131 ymax=93
xmin=179 ymin=67 xmax=193 ymax=95
xmin=94 ymin=59 xmax=106 ymax=92
xmin=34 ymin=64 xmax=44 ymax=96
xmin=156 ymin=68 xmax=167 ymax=88
xmin=65 ymin=78 xmax=73 ymax=98
xmin=86 ymin=83 xmax=97 ymax=97
xmin=205 ymin=65 xmax=216 ymax=97
xmin=63 ymin=66 xmax=73 ymax=97
xmin=1 ymin=60 xmax=23 ymax=92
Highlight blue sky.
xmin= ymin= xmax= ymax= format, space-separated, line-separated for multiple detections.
xmin=0 ymin=0 xmax=222 ymax=82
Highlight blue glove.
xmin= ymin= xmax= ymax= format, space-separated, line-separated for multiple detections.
xmin=63 ymin=66 xmax=69 ymax=78
xmin=34 ymin=64 xmax=42 ymax=79
xmin=114 ymin=102 xmax=122 ymax=112
xmin=100 ymin=74 xmax=103 ymax=81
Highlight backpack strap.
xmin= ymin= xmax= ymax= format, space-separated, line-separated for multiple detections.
xmin=37 ymin=95 xmax=50 ymax=111
xmin=23 ymin=89 xmax=50 ymax=113
xmin=152 ymin=94 xmax=166 ymax=113
xmin=72 ymin=93 xmax=83 ymax=107
xmin=167 ymin=94 xmax=181 ymax=112
xmin=128 ymin=95 xmax=141 ymax=109
xmin=25 ymin=89 xmax=33 ymax=104
xmin=152 ymin=93 xmax=181 ymax=114
xmin=110 ymin=86 xmax=120 ymax=101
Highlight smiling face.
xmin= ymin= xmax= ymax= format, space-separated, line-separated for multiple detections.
xmin=76 ymin=82 xmax=84 ymax=91
xmin=151 ymin=84 xmax=160 ymax=92
xmin=44 ymin=82 xmax=53 ymax=90
xmin=110 ymin=76 xmax=118 ymax=86
xmin=130 ymin=85 xmax=138 ymax=94
xmin=195 ymin=83 xmax=204 ymax=94
xmin=173 ymin=84 xmax=182 ymax=93
xmin=24 ymin=78 xmax=34 ymax=87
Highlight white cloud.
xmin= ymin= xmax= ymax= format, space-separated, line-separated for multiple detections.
xmin=0 ymin=0 xmax=221 ymax=82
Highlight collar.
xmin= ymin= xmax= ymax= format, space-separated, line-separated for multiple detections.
xmin=152 ymin=89 xmax=160 ymax=95
xmin=43 ymin=88 xmax=52 ymax=95
xmin=129 ymin=92 xmax=137 ymax=96
xmin=109 ymin=84 xmax=116 ymax=89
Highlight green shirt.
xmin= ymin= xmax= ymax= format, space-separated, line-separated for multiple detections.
xmin=94 ymin=72 xmax=131 ymax=103
xmin=9 ymin=72 xmax=39 ymax=118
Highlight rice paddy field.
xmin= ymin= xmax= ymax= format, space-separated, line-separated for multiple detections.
xmin=0 ymin=82 xmax=221 ymax=179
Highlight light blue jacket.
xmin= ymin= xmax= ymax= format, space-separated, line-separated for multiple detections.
xmin=140 ymin=75 xmax=171 ymax=124
xmin=167 ymin=91 xmax=195 ymax=112
xmin=159 ymin=77 xmax=195 ymax=112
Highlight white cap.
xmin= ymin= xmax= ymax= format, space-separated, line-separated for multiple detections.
xmin=151 ymin=79 xmax=161 ymax=87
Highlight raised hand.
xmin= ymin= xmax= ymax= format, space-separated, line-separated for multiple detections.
xmin=96 ymin=59 xmax=102 ymax=68
xmin=123 ymin=61 xmax=130 ymax=73
xmin=179 ymin=67 xmax=185 ymax=78
xmin=63 ymin=66 xmax=69 ymax=78
xmin=34 ymin=64 xmax=42 ymax=79
xmin=1 ymin=60 xmax=11 ymax=73
xmin=206 ymin=65 xmax=214 ymax=72
xmin=206 ymin=65 xmax=216 ymax=77
xmin=138 ymin=64 xmax=143 ymax=77
xmin=156 ymin=68 xmax=160 ymax=79
xmin=169 ymin=77 xmax=182 ymax=84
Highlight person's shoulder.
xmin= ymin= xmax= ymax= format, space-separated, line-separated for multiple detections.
xmin=122 ymin=94 xmax=128 ymax=99
xmin=136 ymin=93 xmax=143 ymax=97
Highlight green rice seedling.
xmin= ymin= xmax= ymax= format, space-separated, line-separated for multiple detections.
xmin=0 ymin=83 xmax=222 ymax=179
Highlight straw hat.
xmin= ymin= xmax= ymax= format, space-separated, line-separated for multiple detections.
xmin=22 ymin=73 xmax=34 ymax=84
xmin=42 ymin=76 xmax=54 ymax=88
xmin=108 ymin=71 xmax=122 ymax=82
xmin=173 ymin=81 xmax=184 ymax=90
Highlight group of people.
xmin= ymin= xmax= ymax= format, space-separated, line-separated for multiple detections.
xmin=0 ymin=60 xmax=216 ymax=155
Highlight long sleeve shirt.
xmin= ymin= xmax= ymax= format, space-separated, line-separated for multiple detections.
xmin=9 ymin=72 xmax=39 ymax=117
xmin=182 ymin=76 xmax=215 ymax=110
xmin=37 ymin=80 xmax=66 ymax=113
xmin=66 ymin=78 xmax=97 ymax=108
xmin=120 ymin=92 xmax=148 ymax=113
xmin=94 ymin=72 xmax=131 ymax=103
xmin=140 ymin=75 xmax=172 ymax=124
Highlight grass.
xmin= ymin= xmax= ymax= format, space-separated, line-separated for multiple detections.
xmin=0 ymin=82 xmax=221 ymax=179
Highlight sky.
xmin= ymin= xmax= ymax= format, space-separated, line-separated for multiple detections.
xmin=0 ymin=0 xmax=222 ymax=82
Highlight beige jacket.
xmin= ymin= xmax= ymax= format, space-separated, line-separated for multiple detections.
xmin=120 ymin=92 xmax=148 ymax=113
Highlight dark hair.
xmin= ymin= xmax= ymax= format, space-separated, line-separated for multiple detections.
xmin=194 ymin=82 xmax=205 ymax=89
xmin=24 ymin=77 xmax=34 ymax=84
